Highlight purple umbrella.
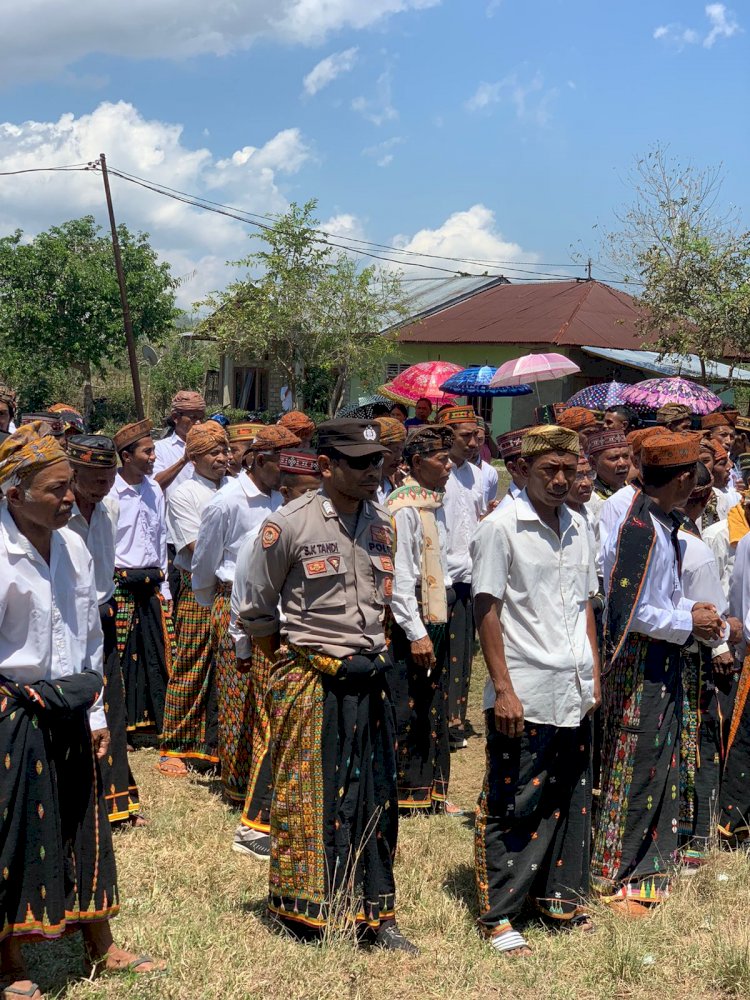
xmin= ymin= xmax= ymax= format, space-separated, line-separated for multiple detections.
xmin=565 ymin=381 xmax=628 ymax=411
xmin=620 ymin=377 xmax=723 ymax=415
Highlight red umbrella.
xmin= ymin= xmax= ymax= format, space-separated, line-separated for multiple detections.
xmin=380 ymin=361 xmax=462 ymax=406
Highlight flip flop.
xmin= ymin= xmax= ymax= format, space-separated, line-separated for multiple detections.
xmin=488 ymin=929 xmax=532 ymax=957
xmin=1 ymin=983 xmax=42 ymax=998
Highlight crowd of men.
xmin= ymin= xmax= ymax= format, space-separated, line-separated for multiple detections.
xmin=2 ymin=379 xmax=750 ymax=995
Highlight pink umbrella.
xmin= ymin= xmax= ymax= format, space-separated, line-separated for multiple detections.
xmin=380 ymin=361 xmax=462 ymax=406
xmin=620 ymin=376 xmax=722 ymax=415
xmin=490 ymin=352 xmax=580 ymax=399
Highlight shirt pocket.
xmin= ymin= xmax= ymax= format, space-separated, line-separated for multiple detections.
xmin=301 ymin=557 xmax=347 ymax=612
xmin=369 ymin=553 xmax=394 ymax=607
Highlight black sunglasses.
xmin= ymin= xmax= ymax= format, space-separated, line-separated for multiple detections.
xmin=338 ymin=452 xmax=385 ymax=471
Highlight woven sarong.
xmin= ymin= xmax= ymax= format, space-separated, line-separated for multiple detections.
xmin=718 ymin=651 xmax=750 ymax=839
xmin=161 ymin=571 xmax=219 ymax=762
xmin=240 ymin=643 xmax=274 ymax=833
xmin=447 ymin=581 xmax=473 ymax=723
xmin=591 ymin=633 xmax=682 ymax=903
xmin=0 ymin=671 xmax=120 ymax=943
xmin=388 ymin=613 xmax=451 ymax=809
xmin=267 ymin=644 xmax=398 ymax=931
xmin=114 ymin=566 xmax=175 ymax=733
xmin=98 ymin=598 xmax=140 ymax=822
xmin=210 ymin=585 xmax=253 ymax=802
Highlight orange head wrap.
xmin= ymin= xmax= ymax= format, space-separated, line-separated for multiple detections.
xmin=375 ymin=416 xmax=407 ymax=446
xmin=557 ymin=407 xmax=598 ymax=432
xmin=278 ymin=411 xmax=315 ymax=439
xmin=0 ymin=422 xmax=69 ymax=493
xmin=185 ymin=422 xmax=229 ymax=461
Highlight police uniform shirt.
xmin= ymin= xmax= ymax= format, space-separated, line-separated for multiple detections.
xmin=236 ymin=489 xmax=394 ymax=659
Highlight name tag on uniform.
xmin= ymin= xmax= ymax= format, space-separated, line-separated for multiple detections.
xmin=303 ymin=556 xmax=346 ymax=579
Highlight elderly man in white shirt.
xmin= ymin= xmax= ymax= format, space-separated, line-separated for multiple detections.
xmin=437 ymin=406 xmax=485 ymax=749
xmin=471 ymin=424 xmax=600 ymax=957
xmin=191 ymin=422 xmax=299 ymax=805
xmin=386 ymin=425 xmax=457 ymax=815
xmin=109 ymin=418 xmax=173 ymax=737
xmin=593 ymin=432 xmax=723 ymax=916
xmin=157 ymin=421 xmax=229 ymax=779
xmin=0 ymin=424 xmax=164 ymax=999
xmin=67 ymin=433 xmax=143 ymax=827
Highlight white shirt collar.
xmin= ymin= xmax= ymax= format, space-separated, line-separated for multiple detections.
xmin=515 ymin=488 xmax=574 ymax=534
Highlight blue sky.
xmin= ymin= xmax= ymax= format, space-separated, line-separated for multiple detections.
xmin=0 ymin=0 xmax=747 ymax=308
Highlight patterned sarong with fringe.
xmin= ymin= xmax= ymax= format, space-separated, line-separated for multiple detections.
xmin=161 ymin=570 xmax=219 ymax=762
xmin=114 ymin=566 xmax=175 ymax=733
xmin=99 ymin=598 xmax=140 ymax=822
xmin=240 ymin=643 xmax=274 ymax=833
xmin=210 ymin=584 xmax=253 ymax=802
xmin=267 ymin=644 xmax=398 ymax=931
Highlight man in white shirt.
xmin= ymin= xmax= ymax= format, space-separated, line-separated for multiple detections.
xmin=375 ymin=416 xmax=406 ymax=502
xmin=0 ymin=424 xmax=164 ymax=998
xmin=153 ymin=389 xmax=206 ymax=601
xmin=386 ymin=425 xmax=455 ymax=813
xmin=473 ymin=421 xmax=499 ymax=509
xmin=192 ymin=423 xmax=299 ymax=804
xmin=471 ymin=424 xmax=600 ymax=956
xmin=67 ymin=434 xmax=142 ymax=827
xmin=584 ymin=429 xmax=630 ymax=581
xmin=593 ymin=431 xmax=723 ymax=916
xmin=495 ymin=428 xmax=529 ymax=511
xmin=438 ymin=405 xmax=484 ymax=749
xmin=597 ymin=427 xmax=662 ymax=552
xmin=158 ymin=422 xmax=229 ymax=778
xmin=703 ymin=453 xmax=750 ymax=597
xmin=110 ymin=418 xmax=173 ymax=736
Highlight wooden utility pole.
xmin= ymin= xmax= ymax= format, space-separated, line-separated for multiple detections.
xmin=99 ymin=153 xmax=145 ymax=419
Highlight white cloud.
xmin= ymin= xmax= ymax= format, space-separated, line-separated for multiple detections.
xmin=0 ymin=0 xmax=441 ymax=85
xmin=362 ymin=136 xmax=404 ymax=167
xmin=653 ymin=4 xmax=740 ymax=50
xmin=302 ymin=47 xmax=359 ymax=96
xmin=352 ymin=68 xmax=398 ymax=125
xmin=0 ymin=102 xmax=312 ymax=308
xmin=466 ymin=73 xmax=557 ymax=126
xmin=390 ymin=204 xmax=540 ymax=277
xmin=704 ymin=3 xmax=740 ymax=46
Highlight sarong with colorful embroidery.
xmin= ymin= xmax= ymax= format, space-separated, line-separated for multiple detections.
xmin=239 ymin=642 xmax=274 ymax=833
xmin=210 ymin=584 xmax=253 ymax=802
xmin=718 ymin=650 xmax=750 ymax=840
xmin=161 ymin=571 xmax=218 ymax=763
xmin=0 ymin=671 xmax=120 ymax=943
xmin=267 ymin=643 xmax=398 ymax=930
xmin=591 ymin=633 xmax=682 ymax=903
xmin=114 ymin=566 xmax=175 ymax=732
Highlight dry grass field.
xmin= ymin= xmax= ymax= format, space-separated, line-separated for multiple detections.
xmin=19 ymin=657 xmax=750 ymax=1000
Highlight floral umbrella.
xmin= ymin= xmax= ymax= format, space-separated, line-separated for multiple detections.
xmin=620 ymin=376 xmax=722 ymax=415
xmin=439 ymin=365 xmax=533 ymax=397
xmin=565 ymin=381 xmax=629 ymax=411
xmin=380 ymin=361 xmax=462 ymax=406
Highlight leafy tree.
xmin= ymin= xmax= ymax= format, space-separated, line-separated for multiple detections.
xmin=199 ymin=200 xmax=408 ymax=416
xmin=0 ymin=216 xmax=179 ymax=415
xmin=606 ymin=147 xmax=750 ymax=376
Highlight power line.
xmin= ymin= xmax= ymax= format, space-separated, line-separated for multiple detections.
xmin=0 ymin=163 xmax=90 ymax=176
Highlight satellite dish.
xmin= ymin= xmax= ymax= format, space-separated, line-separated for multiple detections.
xmin=142 ymin=345 xmax=159 ymax=366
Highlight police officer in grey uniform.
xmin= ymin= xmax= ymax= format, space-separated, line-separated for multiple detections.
xmin=235 ymin=419 xmax=418 ymax=954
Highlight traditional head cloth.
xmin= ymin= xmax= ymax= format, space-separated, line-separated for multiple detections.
xmin=627 ymin=426 xmax=662 ymax=460
xmin=735 ymin=416 xmax=750 ymax=434
xmin=279 ymin=450 xmax=320 ymax=476
xmin=404 ymin=425 xmax=454 ymax=461
xmin=375 ymin=416 xmax=407 ymax=446
xmin=521 ymin=425 xmax=580 ymax=458
xmin=641 ymin=432 xmax=700 ymax=467
xmin=20 ymin=411 xmax=66 ymax=437
xmin=67 ymin=434 xmax=117 ymax=468
xmin=497 ymin=427 xmax=530 ymax=461
xmin=656 ymin=403 xmax=691 ymax=427
xmin=702 ymin=411 xmax=736 ymax=430
xmin=278 ymin=411 xmax=316 ymax=439
xmin=711 ymin=440 xmax=729 ymax=462
xmin=0 ymin=383 xmax=17 ymax=410
xmin=699 ymin=437 xmax=717 ymax=455
xmin=557 ymin=407 xmax=598 ymax=432
xmin=585 ymin=429 xmax=628 ymax=458
xmin=437 ymin=405 xmax=477 ymax=426
xmin=227 ymin=422 xmax=265 ymax=444
xmin=48 ymin=403 xmax=85 ymax=433
xmin=0 ymin=422 xmax=69 ymax=492
xmin=247 ymin=424 xmax=301 ymax=452
xmin=113 ymin=418 xmax=153 ymax=453
xmin=170 ymin=390 xmax=206 ymax=413
xmin=185 ymin=421 xmax=229 ymax=461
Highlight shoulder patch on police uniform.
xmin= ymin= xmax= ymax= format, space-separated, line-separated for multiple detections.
xmin=262 ymin=523 xmax=281 ymax=549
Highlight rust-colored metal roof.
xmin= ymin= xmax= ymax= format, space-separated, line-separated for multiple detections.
xmin=396 ymin=279 xmax=653 ymax=350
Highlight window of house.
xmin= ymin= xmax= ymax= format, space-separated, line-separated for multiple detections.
xmin=234 ymin=367 xmax=269 ymax=411
xmin=467 ymin=394 xmax=493 ymax=424
xmin=385 ymin=362 xmax=411 ymax=381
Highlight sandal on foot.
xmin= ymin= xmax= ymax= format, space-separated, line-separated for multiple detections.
xmin=567 ymin=913 xmax=595 ymax=933
xmin=2 ymin=984 xmax=42 ymax=999
xmin=156 ymin=756 xmax=188 ymax=777
xmin=604 ymin=897 xmax=653 ymax=920
xmin=488 ymin=929 xmax=532 ymax=957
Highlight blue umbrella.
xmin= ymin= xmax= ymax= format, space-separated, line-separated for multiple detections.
xmin=440 ymin=365 xmax=533 ymax=397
